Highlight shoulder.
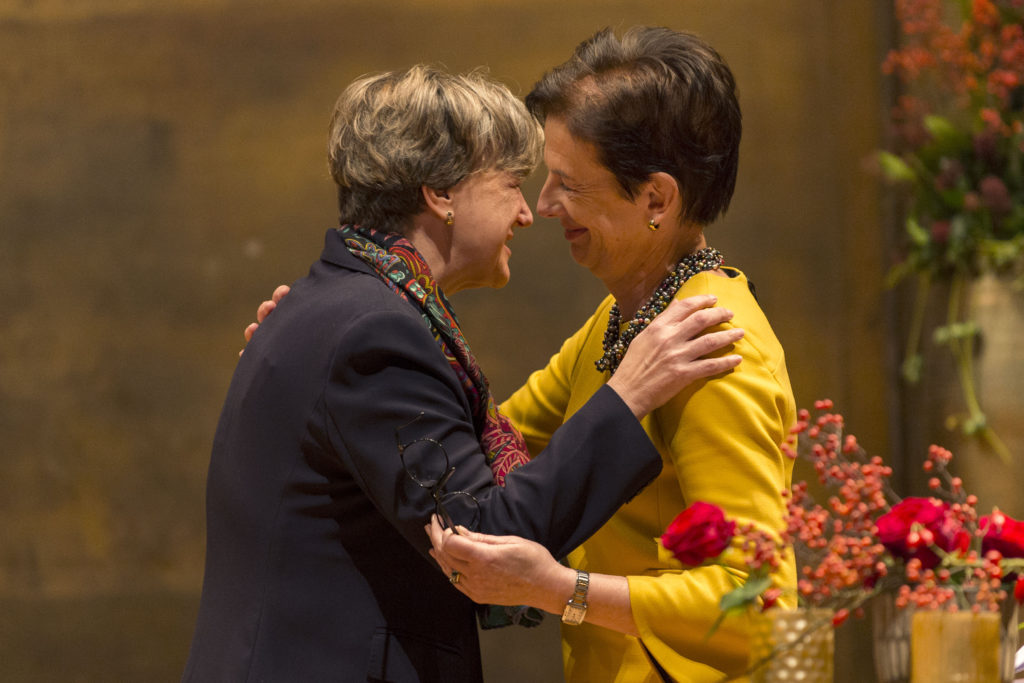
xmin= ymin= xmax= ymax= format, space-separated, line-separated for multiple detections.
xmin=676 ymin=267 xmax=752 ymax=304
xmin=674 ymin=267 xmax=789 ymax=375
xmin=249 ymin=260 xmax=433 ymax=368
xmin=289 ymin=259 xmax=422 ymax=325
xmin=676 ymin=269 xmax=772 ymax=333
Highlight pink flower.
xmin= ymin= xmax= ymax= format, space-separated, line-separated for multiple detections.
xmin=661 ymin=501 xmax=736 ymax=567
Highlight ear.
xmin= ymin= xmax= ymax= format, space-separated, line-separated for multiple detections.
xmin=642 ymin=172 xmax=682 ymax=225
xmin=421 ymin=186 xmax=454 ymax=222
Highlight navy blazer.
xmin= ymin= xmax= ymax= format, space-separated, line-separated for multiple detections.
xmin=183 ymin=229 xmax=662 ymax=682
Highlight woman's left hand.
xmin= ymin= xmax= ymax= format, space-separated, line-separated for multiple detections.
xmin=426 ymin=516 xmax=574 ymax=611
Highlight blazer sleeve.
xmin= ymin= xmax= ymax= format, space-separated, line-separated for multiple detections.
xmin=317 ymin=307 xmax=662 ymax=562
xmin=626 ymin=321 xmax=797 ymax=678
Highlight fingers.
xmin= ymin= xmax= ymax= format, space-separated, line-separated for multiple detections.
xmin=662 ymin=294 xmax=719 ymax=319
xmin=243 ymin=285 xmax=289 ymax=355
xmin=271 ymin=284 xmax=291 ymax=303
xmin=243 ymin=322 xmax=259 ymax=343
xmin=426 ymin=517 xmax=459 ymax=576
xmin=653 ymin=298 xmax=734 ymax=335
xmin=691 ymin=327 xmax=744 ymax=355
xmin=685 ymin=352 xmax=743 ymax=380
xmin=256 ymin=299 xmax=278 ymax=324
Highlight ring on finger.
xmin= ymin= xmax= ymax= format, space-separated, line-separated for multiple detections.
xmin=449 ymin=570 xmax=462 ymax=585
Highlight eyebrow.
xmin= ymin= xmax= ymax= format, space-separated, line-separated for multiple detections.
xmin=551 ymin=169 xmax=580 ymax=183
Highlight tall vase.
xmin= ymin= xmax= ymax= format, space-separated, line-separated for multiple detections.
xmin=748 ymin=608 xmax=834 ymax=683
xmin=872 ymin=593 xmax=911 ymax=683
xmin=952 ymin=274 xmax=1024 ymax=517
xmin=901 ymin=274 xmax=1024 ymax=518
xmin=908 ymin=600 xmax=1019 ymax=683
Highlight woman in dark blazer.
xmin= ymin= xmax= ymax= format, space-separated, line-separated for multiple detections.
xmin=183 ymin=65 xmax=743 ymax=683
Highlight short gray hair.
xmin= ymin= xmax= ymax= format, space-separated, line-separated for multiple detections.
xmin=328 ymin=65 xmax=543 ymax=233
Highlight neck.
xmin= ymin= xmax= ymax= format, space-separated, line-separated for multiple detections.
xmin=609 ymin=231 xmax=708 ymax=319
xmin=405 ymin=219 xmax=461 ymax=294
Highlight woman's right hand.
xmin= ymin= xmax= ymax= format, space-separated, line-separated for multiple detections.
xmin=239 ymin=284 xmax=291 ymax=356
xmin=606 ymin=295 xmax=743 ymax=419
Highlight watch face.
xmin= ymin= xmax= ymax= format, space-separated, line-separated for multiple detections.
xmin=562 ymin=602 xmax=587 ymax=626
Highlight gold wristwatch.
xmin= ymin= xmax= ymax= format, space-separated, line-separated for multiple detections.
xmin=561 ymin=569 xmax=590 ymax=625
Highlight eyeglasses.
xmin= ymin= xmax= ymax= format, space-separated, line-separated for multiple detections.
xmin=395 ymin=413 xmax=481 ymax=534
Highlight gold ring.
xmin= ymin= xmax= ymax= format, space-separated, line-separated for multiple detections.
xmin=449 ymin=571 xmax=461 ymax=585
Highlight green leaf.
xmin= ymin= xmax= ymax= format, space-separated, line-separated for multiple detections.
xmin=719 ymin=574 xmax=773 ymax=613
xmin=932 ymin=321 xmax=980 ymax=345
xmin=980 ymin=237 xmax=1024 ymax=269
xmin=923 ymin=115 xmax=967 ymax=149
xmin=962 ymin=413 xmax=988 ymax=435
xmin=885 ymin=261 xmax=914 ymax=288
xmin=877 ymin=151 xmax=917 ymax=183
xmin=906 ymin=216 xmax=930 ymax=247
xmin=902 ymin=354 xmax=923 ymax=383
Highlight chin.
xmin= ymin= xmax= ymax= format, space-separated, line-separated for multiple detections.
xmin=490 ymin=260 xmax=511 ymax=289
xmin=569 ymin=251 xmax=600 ymax=278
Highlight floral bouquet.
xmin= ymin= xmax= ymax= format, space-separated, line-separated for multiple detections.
xmin=660 ymin=400 xmax=1024 ymax=672
xmin=876 ymin=0 xmax=1024 ymax=461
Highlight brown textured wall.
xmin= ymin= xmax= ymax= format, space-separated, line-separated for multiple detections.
xmin=0 ymin=1 xmax=890 ymax=680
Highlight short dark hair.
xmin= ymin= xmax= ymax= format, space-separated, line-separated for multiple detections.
xmin=525 ymin=26 xmax=741 ymax=226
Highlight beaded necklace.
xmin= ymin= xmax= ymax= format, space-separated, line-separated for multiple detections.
xmin=595 ymin=247 xmax=724 ymax=374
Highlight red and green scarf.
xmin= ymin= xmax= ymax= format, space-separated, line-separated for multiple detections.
xmin=339 ymin=224 xmax=530 ymax=486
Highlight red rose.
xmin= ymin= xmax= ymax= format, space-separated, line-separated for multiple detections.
xmin=661 ymin=501 xmax=736 ymax=567
xmin=981 ymin=511 xmax=1024 ymax=559
xmin=876 ymin=497 xmax=967 ymax=569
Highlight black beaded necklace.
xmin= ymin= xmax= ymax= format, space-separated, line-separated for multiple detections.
xmin=595 ymin=247 xmax=724 ymax=374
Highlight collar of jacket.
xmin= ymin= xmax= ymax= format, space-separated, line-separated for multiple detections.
xmin=318 ymin=227 xmax=376 ymax=276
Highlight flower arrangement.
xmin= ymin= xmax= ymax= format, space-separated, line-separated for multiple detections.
xmin=876 ymin=0 xmax=1024 ymax=462
xmin=660 ymin=400 xmax=1024 ymax=662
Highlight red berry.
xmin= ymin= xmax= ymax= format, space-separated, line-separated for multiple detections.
xmin=761 ymin=588 xmax=782 ymax=610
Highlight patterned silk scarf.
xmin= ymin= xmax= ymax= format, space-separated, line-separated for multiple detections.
xmin=338 ymin=224 xmax=530 ymax=486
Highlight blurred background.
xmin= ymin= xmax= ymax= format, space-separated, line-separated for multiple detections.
xmin=2 ymin=0 xmax=1020 ymax=680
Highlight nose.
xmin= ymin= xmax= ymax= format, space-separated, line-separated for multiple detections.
xmin=536 ymin=173 xmax=561 ymax=218
xmin=516 ymin=189 xmax=533 ymax=228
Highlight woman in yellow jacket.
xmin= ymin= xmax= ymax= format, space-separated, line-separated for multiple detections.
xmin=429 ymin=27 xmax=797 ymax=682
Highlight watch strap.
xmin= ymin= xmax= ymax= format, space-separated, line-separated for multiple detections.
xmin=561 ymin=569 xmax=590 ymax=625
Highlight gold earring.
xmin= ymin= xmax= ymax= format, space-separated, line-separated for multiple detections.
xmin=648 ymin=218 xmax=659 ymax=231
xmin=445 ymin=211 xmax=454 ymax=227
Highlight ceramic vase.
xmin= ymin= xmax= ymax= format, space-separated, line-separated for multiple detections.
xmin=748 ymin=608 xmax=834 ymax=683
xmin=908 ymin=600 xmax=1019 ymax=683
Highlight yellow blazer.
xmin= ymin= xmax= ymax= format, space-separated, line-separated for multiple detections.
xmin=501 ymin=268 xmax=798 ymax=682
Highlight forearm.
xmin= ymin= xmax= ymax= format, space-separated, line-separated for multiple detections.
xmin=576 ymin=573 xmax=638 ymax=637
xmin=530 ymin=565 xmax=639 ymax=638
